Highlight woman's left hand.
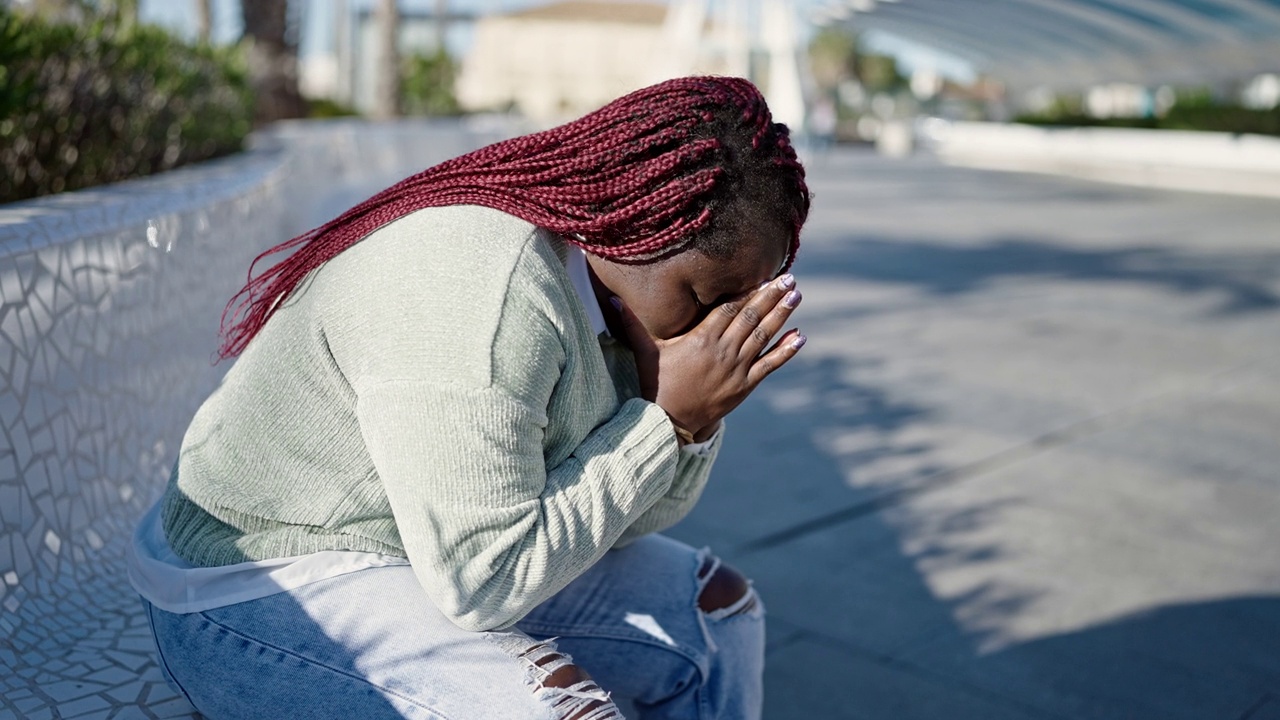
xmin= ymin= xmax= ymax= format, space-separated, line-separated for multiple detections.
xmin=615 ymin=275 xmax=806 ymax=440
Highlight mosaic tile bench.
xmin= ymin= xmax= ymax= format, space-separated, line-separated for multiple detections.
xmin=0 ymin=119 xmax=505 ymax=720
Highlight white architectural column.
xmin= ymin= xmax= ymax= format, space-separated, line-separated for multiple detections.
xmin=761 ymin=0 xmax=807 ymax=133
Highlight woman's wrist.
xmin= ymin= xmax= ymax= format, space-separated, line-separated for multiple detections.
xmin=691 ymin=420 xmax=721 ymax=443
xmin=670 ymin=419 xmax=697 ymax=446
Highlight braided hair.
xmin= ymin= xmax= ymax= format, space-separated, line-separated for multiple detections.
xmin=218 ymin=76 xmax=810 ymax=359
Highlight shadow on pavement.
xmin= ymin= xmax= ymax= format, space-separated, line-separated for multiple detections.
xmin=676 ymin=344 xmax=1280 ymax=718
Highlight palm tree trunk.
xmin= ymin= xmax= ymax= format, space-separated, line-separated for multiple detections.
xmin=195 ymin=0 xmax=212 ymax=43
xmin=242 ymin=0 xmax=308 ymax=125
xmin=373 ymin=0 xmax=402 ymax=120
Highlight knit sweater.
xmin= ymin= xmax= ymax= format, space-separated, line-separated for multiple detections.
xmin=161 ymin=205 xmax=721 ymax=632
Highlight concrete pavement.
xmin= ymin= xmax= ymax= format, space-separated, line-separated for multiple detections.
xmin=666 ymin=148 xmax=1280 ymax=720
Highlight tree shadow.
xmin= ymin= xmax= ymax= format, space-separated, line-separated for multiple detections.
xmin=958 ymin=596 xmax=1280 ymax=720
xmin=669 ymin=339 xmax=1279 ymax=718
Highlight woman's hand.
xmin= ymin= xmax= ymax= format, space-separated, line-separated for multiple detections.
xmin=615 ymin=275 xmax=806 ymax=439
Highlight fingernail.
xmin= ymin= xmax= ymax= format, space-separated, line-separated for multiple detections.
xmin=609 ymin=296 xmax=622 ymax=311
xmin=782 ymin=290 xmax=802 ymax=308
xmin=777 ymin=273 xmax=796 ymax=290
xmin=790 ymin=333 xmax=807 ymax=350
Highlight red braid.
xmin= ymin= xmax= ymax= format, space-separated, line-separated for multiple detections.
xmin=218 ymin=76 xmax=808 ymax=359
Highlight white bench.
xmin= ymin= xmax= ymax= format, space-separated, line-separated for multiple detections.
xmin=0 ymin=119 xmax=505 ymax=719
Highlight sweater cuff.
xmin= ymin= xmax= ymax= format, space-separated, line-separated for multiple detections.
xmin=681 ymin=420 xmax=722 ymax=457
xmin=578 ymin=397 xmax=681 ymax=512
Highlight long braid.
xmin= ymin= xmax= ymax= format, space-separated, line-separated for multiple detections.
xmin=218 ymin=76 xmax=808 ymax=359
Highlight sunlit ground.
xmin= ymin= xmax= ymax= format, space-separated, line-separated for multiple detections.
xmin=670 ymin=146 xmax=1280 ymax=720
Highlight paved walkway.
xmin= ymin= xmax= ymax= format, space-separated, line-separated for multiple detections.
xmin=667 ymin=148 xmax=1280 ymax=720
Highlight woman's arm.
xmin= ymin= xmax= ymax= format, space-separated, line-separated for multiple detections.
xmin=356 ymin=380 xmax=679 ymax=632
xmin=612 ymin=430 xmax=723 ymax=547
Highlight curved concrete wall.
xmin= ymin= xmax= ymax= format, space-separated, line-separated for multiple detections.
xmin=919 ymin=120 xmax=1280 ymax=200
xmin=0 ymin=119 xmax=504 ymax=718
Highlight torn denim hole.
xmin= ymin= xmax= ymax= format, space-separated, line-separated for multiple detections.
xmin=704 ymin=586 xmax=761 ymax=622
xmin=694 ymin=549 xmax=761 ymax=620
xmin=695 ymin=546 xmax=717 ymax=586
xmin=693 ymin=548 xmax=763 ymax=654
xmin=484 ymin=632 xmax=625 ymax=720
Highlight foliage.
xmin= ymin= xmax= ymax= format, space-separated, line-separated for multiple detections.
xmin=401 ymin=49 xmax=461 ymax=117
xmin=0 ymin=7 xmax=253 ymax=203
xmin=808 ymin=28 xmax=857 ymax=91
xmin=1015 ymin=87 xmax=1280 ymax=136
xmin=1016 ymin=104 xmax=1280 ymax=136
xmin=855 ymin=53 xmax=906 ymax=93
xmin=807 ymin=27 xmax=904 ymax=93
xmin=1158 ymin=104 xmax=1280 ymax=135
xmin=307 ymin=97 xmax=359 ymax=119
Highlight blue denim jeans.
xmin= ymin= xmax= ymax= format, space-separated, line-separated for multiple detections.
xmin=142 ymin=534 xmax=764 ymax=719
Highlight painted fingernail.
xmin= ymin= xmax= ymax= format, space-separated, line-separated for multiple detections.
xmin=790 ymin=333 xmax=807 ymax=350
xmin=609 ymin=296 xmax=623 ymax=311
xmin=782 ymin=290 xmax=802 ymax=308
xmin=777 ymin=273 xmax=796 ymax=290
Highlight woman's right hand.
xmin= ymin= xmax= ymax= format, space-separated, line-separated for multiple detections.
xmin=615 ymin=275 xmax=806 ymax=439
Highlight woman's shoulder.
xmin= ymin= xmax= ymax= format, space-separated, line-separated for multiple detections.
xmin=364 ymin=205 xmax=537 ymax=273
xmin=310 ymin=205 xmax=555 ymax=301
xmin=305 ymin=205 xmax=576 ymax=386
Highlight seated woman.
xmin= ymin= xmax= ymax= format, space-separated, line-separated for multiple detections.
xmin=129 ymin=76 xmax=810 ymax=720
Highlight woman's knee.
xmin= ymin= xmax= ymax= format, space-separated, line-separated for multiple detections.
xmin=696 ymin=555 xmax=759 ymax=618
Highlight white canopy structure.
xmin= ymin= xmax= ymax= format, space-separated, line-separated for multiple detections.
xmin=812 ymin=0 xmax=1280 ymax=89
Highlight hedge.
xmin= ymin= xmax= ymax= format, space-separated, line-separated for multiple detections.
xmin=1016 ymin=103 xmax=1280 ymax=137
xmin=0 ymin=9 xmax=253 ymax=204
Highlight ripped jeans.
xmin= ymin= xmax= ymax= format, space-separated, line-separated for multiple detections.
xmin=142 ymin=534 xmax=764 ymax=719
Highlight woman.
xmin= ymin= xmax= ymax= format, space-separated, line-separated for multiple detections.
xmin=129 ymin=76 xmax=810 ymax=719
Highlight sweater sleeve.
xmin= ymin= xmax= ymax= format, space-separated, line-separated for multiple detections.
xmin=613 ymin=428 xmax=724 ymax=548
xmin=357 ymin=384 xmax=677 ymax=631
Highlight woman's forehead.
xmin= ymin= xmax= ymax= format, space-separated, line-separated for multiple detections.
xmin=690 ymin=234 xmax=789 ymax=289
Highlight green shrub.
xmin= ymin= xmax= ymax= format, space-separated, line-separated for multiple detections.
xmin=1015 ymin=90 xmax=1280 ymax=136
xmin=1160 ymin=104 xmax=1280 ymax=136
xmin=0 ymin=8 xmax=253 ymax=203
xmin=402 ymin=49 xmax=460 ymax=117
xmin=307 ymin=97 xmax=359 ymax=119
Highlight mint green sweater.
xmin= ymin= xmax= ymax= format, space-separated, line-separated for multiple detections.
xmin=162 ymin=205 xmax=721 ymax=631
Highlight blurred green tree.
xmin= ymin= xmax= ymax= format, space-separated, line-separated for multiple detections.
xmin=808 ymin=27 xmax=857 ymax=94
xmin=402 ymin=49 xmax=460 ymax=117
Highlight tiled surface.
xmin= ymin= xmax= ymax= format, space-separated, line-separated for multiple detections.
xmin=0 ymin=120 xmax=503 ymax=719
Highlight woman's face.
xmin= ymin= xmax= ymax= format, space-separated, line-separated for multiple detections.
xmin=585 ymin=230 xmax=791 ymax=341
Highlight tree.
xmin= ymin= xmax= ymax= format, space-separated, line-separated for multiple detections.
xmin=373 ymin=0 xmax=402 ymax=119
xmin=195 ymin=0 xmax=211 ymax=43
xmin=402 ymin=49 xmax=459 ymax=116
xmin=808 ymin=28 xmax=857 ymax=94
xmin=241 ymin=0 xmax=307 ymax=125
